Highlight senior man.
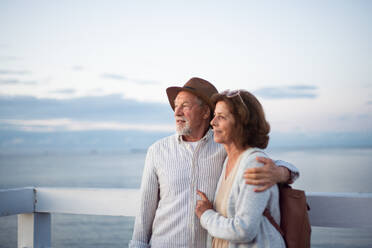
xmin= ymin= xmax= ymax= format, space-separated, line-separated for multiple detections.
xmin=129 ymin=77 xmax=298 ymax=248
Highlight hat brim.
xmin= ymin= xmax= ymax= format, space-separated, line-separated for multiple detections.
xmin=166 ymin=86 xmax=214 ymax=111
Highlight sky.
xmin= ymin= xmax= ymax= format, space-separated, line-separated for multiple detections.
xmin=0 ymin=0 xmax=371 ymax=150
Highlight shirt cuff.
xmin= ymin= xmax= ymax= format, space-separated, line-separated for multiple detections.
xmin=128 ymin=240 xmax=151 ymax=248
xmin=274 ymin=159 xmax=300 ymax=183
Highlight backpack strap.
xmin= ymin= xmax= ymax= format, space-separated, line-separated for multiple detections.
xmin=263 ymin=208 xmax=285 ymax=237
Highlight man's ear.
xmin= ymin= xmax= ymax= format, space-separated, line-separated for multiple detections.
xmin=203 ymin=106 xmax=211 ymax=120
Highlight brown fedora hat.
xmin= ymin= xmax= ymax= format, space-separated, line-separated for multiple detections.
xmin=166 ymin=77 xmax=218 ymax=111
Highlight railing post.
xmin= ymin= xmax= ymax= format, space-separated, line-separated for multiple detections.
xmin=18 ymin=213 xmax=51 ymax=248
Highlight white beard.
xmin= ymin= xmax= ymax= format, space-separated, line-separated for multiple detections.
xmin=176 ymin=117 xmax=192 ymax=136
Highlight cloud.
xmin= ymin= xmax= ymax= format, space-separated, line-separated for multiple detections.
xmin=287 ymin=85 xmax=317 ymax=90
xmin=101 ymin=73 xmax=128 ymax=80
xmin=9 ymin=138 xmax=24 ymax=144
xmin=0 ymin=79 xmax=19 ymax=84
xmin=254 ymin=85 xmax=318 ymax=99
xmin=101 ymin=73 xmax=160 ymax=85
xmin=336 ymin=114 xmax=351 ymax=121
xmin=0 ymin=56 xmax=19 ymax=61
xmin=0 ymin=79 xmax=37 ymax=85
xmin=0 ymin=118 xmax=174 ymax=132
xmin=0 ymin=69 xmax=31 ymax=75
xmin=357 ymin=114 xmax=369 ymax=119
xmin=49 ymin=88 xmax=76 ymax=94
xmin=72 ymin=66 xmax=84 ymax=71
xmin=132 ymin=79 xmax=161 ymax=85
xmin=0 ymin=94 xmax=173 ymax=124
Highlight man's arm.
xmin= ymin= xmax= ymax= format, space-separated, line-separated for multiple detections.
xmin=243 ymin=157 xmax=300 ymax=192
xmin=129 ymin=146 xmax=159 ymax=248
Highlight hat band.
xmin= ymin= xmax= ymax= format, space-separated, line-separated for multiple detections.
xmin=184 ymin=86 xmax=195 ymax=90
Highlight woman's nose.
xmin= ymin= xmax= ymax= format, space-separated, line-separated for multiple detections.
xmin=210 ymin=116 xmax=216 ymax=127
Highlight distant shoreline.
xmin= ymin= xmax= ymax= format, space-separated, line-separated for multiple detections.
xmin=1 ymin=146 xmax=372 ymax=157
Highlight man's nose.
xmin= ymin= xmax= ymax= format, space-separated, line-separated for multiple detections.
xmin=174 ymin=106 xmax=183 ymax=116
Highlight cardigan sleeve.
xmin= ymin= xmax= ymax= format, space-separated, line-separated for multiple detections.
xmin=200 ymin=151 xmax=275 ymax=242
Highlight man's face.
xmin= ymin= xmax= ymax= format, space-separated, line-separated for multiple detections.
xmin=174 ymin=91 xmax=207 ymax=136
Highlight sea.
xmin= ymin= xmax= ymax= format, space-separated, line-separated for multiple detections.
xmin=1 ymin=147 xmax=372 ymax=248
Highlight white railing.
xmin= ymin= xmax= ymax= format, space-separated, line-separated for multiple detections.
xmin=1 ymin=187 xmax=372 ymax=248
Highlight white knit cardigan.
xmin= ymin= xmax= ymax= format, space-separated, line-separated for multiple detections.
xmin=200 ymin=148 xmax=286 ymax=248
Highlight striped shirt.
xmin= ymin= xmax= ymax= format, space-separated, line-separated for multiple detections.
xmin=129 ymin=129 xmax=298 ymax=248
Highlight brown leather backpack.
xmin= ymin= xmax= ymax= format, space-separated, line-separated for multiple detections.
xmin=263 ymin=184 xmax=311 ymax=248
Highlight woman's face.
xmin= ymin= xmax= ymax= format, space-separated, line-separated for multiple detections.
xmin=210 ymin=101 xmax=235 ymax=145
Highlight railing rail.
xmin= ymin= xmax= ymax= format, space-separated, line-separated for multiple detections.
xmin=1 ymin=187 xmax=372 ymax=248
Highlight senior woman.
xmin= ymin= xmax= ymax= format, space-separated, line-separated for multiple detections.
xmin=195 ymin=90 xmax=285 ymax=248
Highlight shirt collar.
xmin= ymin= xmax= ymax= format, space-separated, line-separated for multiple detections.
xmin=176 ymin=128 xmax=213 ymax=144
